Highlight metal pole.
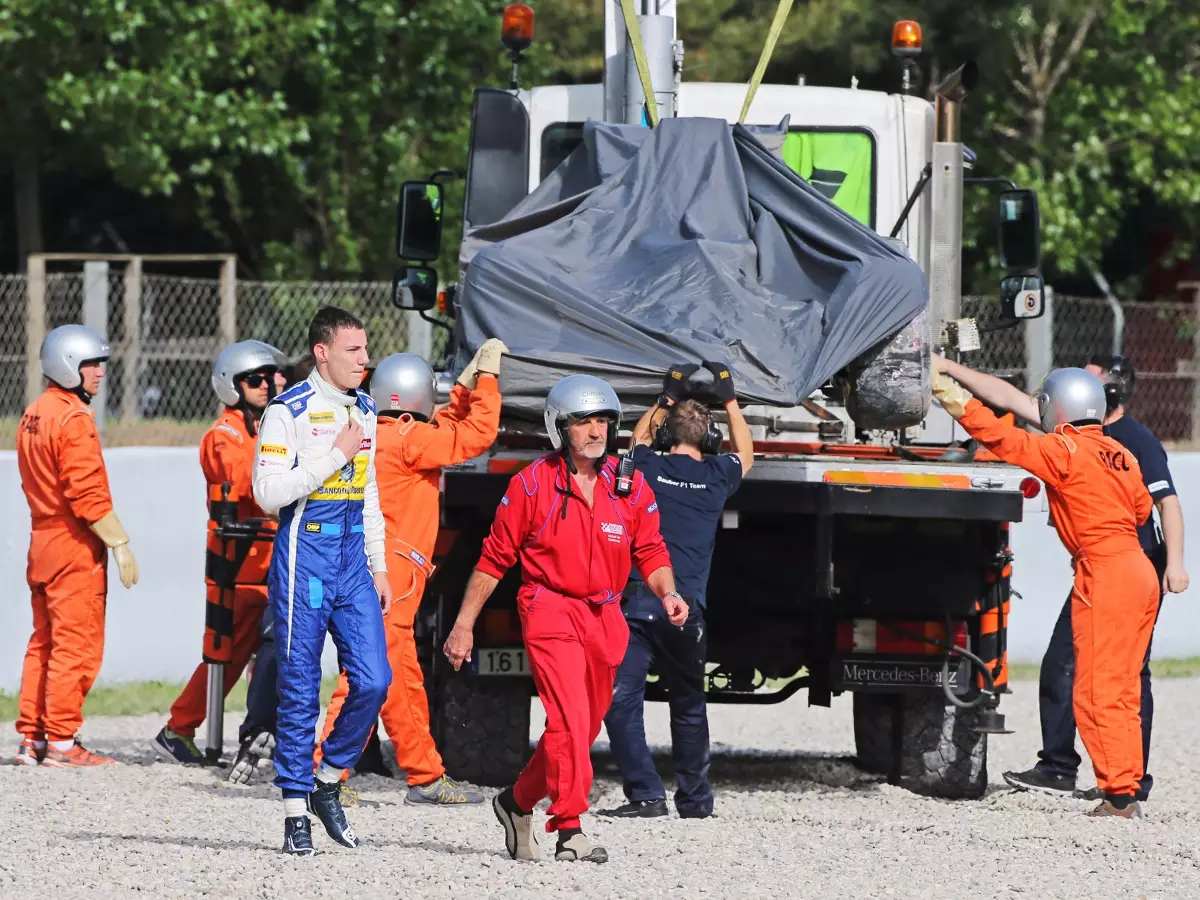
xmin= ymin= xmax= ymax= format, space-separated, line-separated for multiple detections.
xmin=219 ymin=257 xmax=237 ymax=348
xmin=1025 ymin=284 xmax=1055 ymax=393
xmin=25 ymin=255 xmax=46 ymax=405
xmin=121 ymin=259 xmax=142 ymax=425
xmin=82 ymin=262 xmax=110 ymax=435
xmin=406 ymin=311 xmax=433 ymax=362
xmin=206 ymin=663 xmax=225 ymax=762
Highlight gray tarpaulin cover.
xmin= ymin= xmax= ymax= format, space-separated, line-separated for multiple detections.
xmin=454 ymin=116 xmax=929 ymax=424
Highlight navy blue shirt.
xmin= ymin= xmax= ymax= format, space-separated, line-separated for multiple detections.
xmin=1104 ymin=415 xmax=1175 ymax=557
xmin=623 ymin=444 xmax=744 ymax=619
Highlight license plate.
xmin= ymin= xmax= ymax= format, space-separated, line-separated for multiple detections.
xmin=837 ymin=657 xmax=967 ymax=692
xmin=470 ymin=647 xmax=531 ymax=677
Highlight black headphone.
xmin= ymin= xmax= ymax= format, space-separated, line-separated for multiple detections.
xmin=1090 ymin=353 xmax=1136 ymax=413
xmin=653 ymin=401 xmax=723 ymax=455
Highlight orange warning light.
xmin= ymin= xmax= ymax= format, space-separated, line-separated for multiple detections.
xmin=502 ymin=4 xmax=535 ymax=53
xmin=892 ymin=20 xmax=922 ymax=58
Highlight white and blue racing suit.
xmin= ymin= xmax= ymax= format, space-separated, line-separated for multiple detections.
xmin=252 ymin=370 xmax=390 ymax=796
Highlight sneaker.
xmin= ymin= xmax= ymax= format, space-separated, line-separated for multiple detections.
xmin=493 ymin=786 xmax=541 ymax=861
xmin=14 ymin=737 xmax=45 ymax=766
xmin=228 ymin=730 xmax=274 ymax=785
xmin=1073 ymin=786 xmax=1104 ymax=802
xmin=281 ymin=816 xmax=316 ymax=856
xmin=597 ymin=798 xmax=667 ymax=818
xmin=307 ymin=780 xmax=359 ymax=848
xmin=678 ymin=807 xmax=715 ymax=820
xmin=42 ymin=738 xmax=117 ymax=768
xmin=152 ymin=726 xmax=207 ymax=765
xmin=555 ymin=830 xmax=608 ymax=863
xmin=1002 ymin=767 xmax=1076 ymax=796
xmin=1084 ymin=799 xmax=1143 ymax=820
xmin=405 ymin=774 xmax=485 ymax=806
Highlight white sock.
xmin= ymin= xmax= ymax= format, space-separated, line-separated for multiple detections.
xmin=49 ymin=739 xmax=74 ymax=751
xmin=283 ymin=798 xmax=308 ymax=818
xmin=316 ymin=762 xmax=344 ymax=784
xmin=25 ymin=738 xmax=47 ymax=749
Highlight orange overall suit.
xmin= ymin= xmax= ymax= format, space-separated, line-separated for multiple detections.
xmin=316 ymin=375 xmax=501 ymax=783
xmin=166 ymin=408 xmax=275 ymax=736
xmin=960 ymin=399 xmax=1159 ymax=800
xmin=16 ymin=387 xmax=115 ymax=742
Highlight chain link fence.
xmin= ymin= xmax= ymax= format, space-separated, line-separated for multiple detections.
xmin=1 ymin=264 xmax=448 ymax=446
xmin=2 ymin=268 xmax=1198 ymax=447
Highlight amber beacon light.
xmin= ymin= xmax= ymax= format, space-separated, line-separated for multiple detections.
xmin=501 ymin=4 xmax=535 ymax=53
xmin=891 ymin=20 xmax=922 ymax=57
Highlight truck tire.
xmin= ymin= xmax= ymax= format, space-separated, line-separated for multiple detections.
xmin=852 ymin=693 xmax=896 ymax=775
xmin=431 ymin=674 xmax=531 ymax=787
xmin=898 ymin=692 xmax=988 ymax=800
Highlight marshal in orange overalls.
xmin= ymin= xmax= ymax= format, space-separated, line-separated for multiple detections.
xmin=16 ymin=387 xmax=115 ymax=742
xmin=316 ymin=374 xmax=501 ymax=784
xmin=959 ymin=399 xmax=1158 ymax=801
xmin=166 ymin=408 xmax=276 ymax=737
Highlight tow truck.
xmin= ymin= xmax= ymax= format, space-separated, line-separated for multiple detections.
xmin=390 ymin=2 xmax=1048 ymax=799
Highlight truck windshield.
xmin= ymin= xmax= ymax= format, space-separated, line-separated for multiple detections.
xmin=539 ymin=123 xmax=875 ymax=227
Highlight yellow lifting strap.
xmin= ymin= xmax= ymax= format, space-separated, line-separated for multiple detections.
xmin=619 ymin=0 xmax=661 ymax=127
xmin=738 ymin=0 xmax=797 ymax=125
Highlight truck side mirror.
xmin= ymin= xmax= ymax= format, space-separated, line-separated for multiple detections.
xmin=997 ymin=188 xmax=1041 ymax=271
xmin=391 ymin=266 xmax=439 ymax=312
xmin=395 ymin=181 xmax=444 ymax=261
xmin=999 ymin=274 xmax=1045 ymax=320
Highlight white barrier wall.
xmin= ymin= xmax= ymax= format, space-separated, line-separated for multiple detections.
xmin=2 ymin=448 xmax=1198 ymax=692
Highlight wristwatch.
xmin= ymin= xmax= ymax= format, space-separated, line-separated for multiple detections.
xmin=663 ymin=590 xmax=683 ymax=603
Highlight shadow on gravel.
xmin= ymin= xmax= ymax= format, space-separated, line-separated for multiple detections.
xmin=592 ymin=747 xmax=883 ymax=793
xmin=64 ymin=830 xmax=266 ymax=853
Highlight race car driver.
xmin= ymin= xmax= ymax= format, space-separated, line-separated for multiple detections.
xmin=932 ymin=365 xmax=1158 ymax=820
xmin=315 ymin=343 xmax=504 ymax=803
xmin=253 ymin=306 xmax=392 ymax=856
xmin=153 ymin=340 xmax=283 ymax=765
xmin=444 ymin=374 xmax=688 ymax=864
xmin=14 ymin=324 xmax=139 ymax=768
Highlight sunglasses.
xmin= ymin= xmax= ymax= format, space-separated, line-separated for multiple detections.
xmin=240 ymin=368 xmax=279 ymax=388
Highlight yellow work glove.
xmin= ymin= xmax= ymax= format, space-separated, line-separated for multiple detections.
xmin=89 ymin=511 xmax=140 ymax=589
xmin=931 ymin=369 xmax=972 ymax=420
xmin=475 ymin=338 xmax=509 ymax=379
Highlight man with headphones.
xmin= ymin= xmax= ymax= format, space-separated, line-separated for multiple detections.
xmin=600 ymin=361 xmax=753 ymax=820
xmin=933 ymin=352 xmax=1188 ymax=806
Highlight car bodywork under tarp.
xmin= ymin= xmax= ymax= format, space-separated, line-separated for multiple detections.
xmin=454 ymin=116 xmax=929 ymax=423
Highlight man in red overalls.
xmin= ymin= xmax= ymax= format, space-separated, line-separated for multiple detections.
xmin=444 ymin=374 xmax=687 ymax=864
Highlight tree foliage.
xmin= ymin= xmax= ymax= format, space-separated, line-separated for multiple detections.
xmin=3 ymin=0 xmax=1199 ymax=294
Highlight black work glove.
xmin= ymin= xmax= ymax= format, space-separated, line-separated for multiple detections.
xmin=661 ymin=363 xmax=700 ymax=404
xmin=703 ymin=360 xmax=736 ymax=404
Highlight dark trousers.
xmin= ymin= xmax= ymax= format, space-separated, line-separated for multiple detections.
xmin=239 ymin=613 xmax=278 ymax=743
xmin=1036 ymin=572 xmax=1163 ymax=800
xmin=604 ymin=608 xmax=713 ymax=816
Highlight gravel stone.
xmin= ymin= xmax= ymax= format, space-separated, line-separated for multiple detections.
xmin=3 ymin=679 xmax=1198 ymax=898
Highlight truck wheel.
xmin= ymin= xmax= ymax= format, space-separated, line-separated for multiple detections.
xmin=852 ymin=693 xmax=896 ymax=775
xmin=431 ymin=674 xmax=531 ymax=787
xmin=898 ymin=692 xmax=988 ymax=800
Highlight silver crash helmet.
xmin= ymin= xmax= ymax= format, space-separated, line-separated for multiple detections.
xmin=211 ymin=340 xmax=284 ymax=406
xmin=1035 ymin=367 xmax=1106 ymax=432
xmin=370 ymin=352 xmax=436 ymax=420
xmin=543 ymin=374 xmax=622 ymax=451
xmin=40 ymin=324 xmax=111 ymax=390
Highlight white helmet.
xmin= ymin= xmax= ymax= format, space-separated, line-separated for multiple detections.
xmin=543 ymin=374 xmax=622 ymax=451
xmin=40 ymin=324 xmax=111 ymax=390
xmin=369 ymin=353 xmax=436 ymax=420
xmin=1036 ymin=367 xmax=1107 ymax=432
xmin=211 ymin=340 xmax=284 ymax=406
